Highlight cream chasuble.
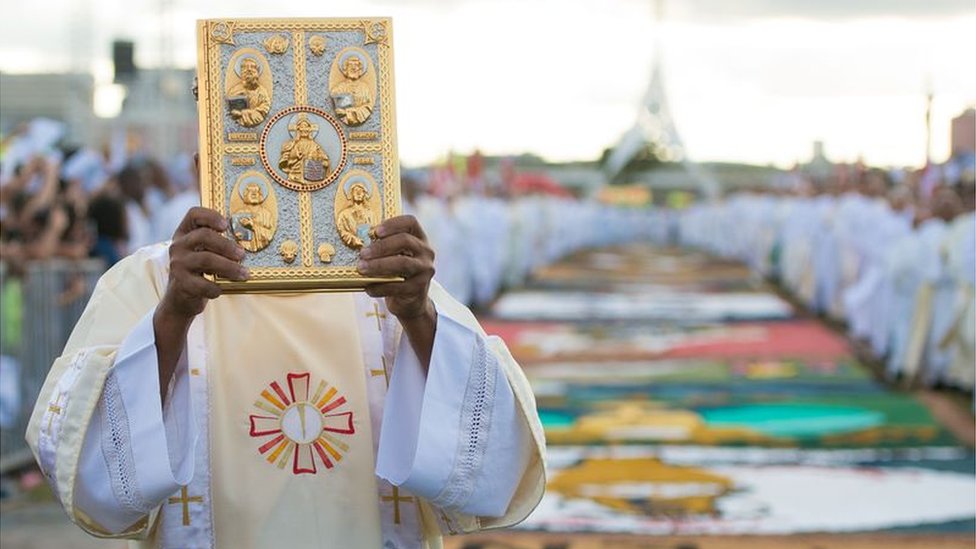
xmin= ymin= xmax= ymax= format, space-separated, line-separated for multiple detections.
xmin=25 ymin=243 xmax=547 ymax=549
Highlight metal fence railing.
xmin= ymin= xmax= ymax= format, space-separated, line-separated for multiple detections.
xmin=0 ymin=259 xmax=105 ymax=472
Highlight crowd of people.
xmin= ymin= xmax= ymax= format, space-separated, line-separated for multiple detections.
xmin=680 ymin=166 xmax=976 ymax=393
xmin=0 ymin=120 xmax=198 ymax=276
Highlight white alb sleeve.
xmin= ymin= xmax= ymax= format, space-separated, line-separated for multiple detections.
xmin=74 ymin=310 xmax=197 ymax=534
xmin=375 ymin=312 xmax=531 ymax=517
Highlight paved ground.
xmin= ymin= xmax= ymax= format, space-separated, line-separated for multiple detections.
xmin=3 ymin=501 xmax=972 ymax=549
xmin=444 ymin=532 xmax=976 ymax=549
xmin=0 ymin=500 xmax=125 ymax=549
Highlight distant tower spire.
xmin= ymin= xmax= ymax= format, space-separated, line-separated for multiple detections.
xmin=604 ymin=0 xmax=685 ymax=178
xmin=603 ymin=0 xmax=717 ymax=196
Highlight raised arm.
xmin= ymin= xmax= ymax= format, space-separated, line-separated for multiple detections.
xmin=358 ymin=215 xmax=546 ymax=533
xmin=358 ymin=215 xmax=438 ymax=369
xmin=25 ymin=206 xmax=248 ymax=538
xmin=153 ymin=207 xmax=248 ymax=403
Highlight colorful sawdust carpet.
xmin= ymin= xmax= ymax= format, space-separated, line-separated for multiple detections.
xmin=477 ymin=244 xmax=975 ymax=538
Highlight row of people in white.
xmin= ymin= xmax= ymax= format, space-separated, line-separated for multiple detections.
xmin=409 ymin=195 xmax=672 ymax=308
xmin=680 ymin=191 xmax=975 ymax=391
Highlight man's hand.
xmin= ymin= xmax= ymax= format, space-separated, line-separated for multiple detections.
xmin=160 ymin=207 xmax=249 ymax=320
xmin=357 ymin=215 xmax=435 ymax=320
xmin=358 ymin=215 xmax=437 ymax=369
xmin=153 ymin=207 xmax=247 ymax=402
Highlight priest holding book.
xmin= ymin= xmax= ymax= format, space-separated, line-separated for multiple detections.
xmin=26 ymin=204 xmax=546 ymax=548
xmin=27 ymin=17 xmax=544 ymax=548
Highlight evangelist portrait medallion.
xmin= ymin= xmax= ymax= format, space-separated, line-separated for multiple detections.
xmin=229 ymin=172 xmax=277 ymax=252
xmin=334 ymin=170 xmax=382 ymax=250
xmin=329 ymin=47 xmax=377 ymax=127
xmin=248 ymin=372 xmax=355 ymax=475
xmin=224 ymin=48 xmax=273 ymax=128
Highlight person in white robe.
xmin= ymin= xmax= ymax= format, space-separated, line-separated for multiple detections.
xmin=413 ymin=194 xmax=473 ymax=306
xmin=808 ymin=190 xmax=843 ymax=314
xmin=779 ymin=194 xmax=823 ymax=302
xmin=843 ymin=199 xmax=911 ymax=342
xmin=942 ymin=208 xmax=975 ymax=390
xmin=25 ymin=206 xmax=545 ymax=549
xmin=885 ymin=190 xmax=961 ymax=384
xmin=503 ymin=197 xmax=537 ymax=289
xmin=152 ymin=191 xmax=200 ymax=245
xmin=903 ymin=188 xmax=964 ymax=386
xmin=883 ymin=222 xmax=927 ymax=380
xmin=460 ymin=194 xmax=509 ymax=308
xmin=117 ymin=164 xmax=155 ymax=255
xmin=151 ymin=155 xmax=201 ymax=243
xmin=865 ymin=188 xmax=916 ymax=357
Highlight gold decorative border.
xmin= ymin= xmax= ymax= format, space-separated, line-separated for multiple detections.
xmin=299 ymin=192 xmax=314 ymax=267
xmin=197 ymin=18 xmax=401 ymax=292
xmin=292 ymin=31 xmax=307 ymax=105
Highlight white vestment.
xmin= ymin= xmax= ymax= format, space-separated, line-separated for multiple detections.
xmin=884 ymin=219 xmax=947 ymax=380
xmin=942 ymin=213 xmax=976 ymax=390
xmin=460 ymin=196 xmax=509 ymax=307
xmin=415 ymin=197 xmax=473 ymax=306
xmin=26 ymin=243 xmax=546 ymax=549
xmin=843 ymin=202 xmax=910 ymax=340
xmin=931 ymin=212 xmax=976 ymax=390
xmin=901 ymin=218 xmax=952 ymax=384
xmin=125 ymin=202 xmax=155 ymax=255
xmin=780 ymin=198 xmax=824 ymax=301
xmin=152 ymin=191 xmax=201 ymax=244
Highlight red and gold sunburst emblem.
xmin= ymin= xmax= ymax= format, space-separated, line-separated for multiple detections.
xmin=248 ymin=372 xmax=355 ymax=475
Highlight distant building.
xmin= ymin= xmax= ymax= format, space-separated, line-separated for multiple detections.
xmin=804 ymin=140 xmax=832 ymax=183
xmin=0 ymin=68 xmax=197 ymax=161
xmin=0 ymin=72 xmax=95 ymax=144
xmin=950 ymin=108 xmax=975 ymax=158
xmin=116 ymin=68 xmax=198 ymax=160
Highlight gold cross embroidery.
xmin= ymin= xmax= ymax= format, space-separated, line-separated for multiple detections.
xmin=367 ymin=302 xmax=387 ymax=331
xmin=369 ymin=356 xmax=390 ymax=388
xmin=46 ymin=392 xmax=66 ymax=434
xmin=190 ymin=368 xmax=201 ymax=376
xmin=381 ymin=486 xmax=415 ymax=525
xmin=168 ymin=486 xmax=204 ymax=526
xmin=438 ymin=508 xmax=457 ymax=535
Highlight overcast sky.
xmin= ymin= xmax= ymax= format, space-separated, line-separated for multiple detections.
xmin=1 ymin=0 xmax=973 ymax=167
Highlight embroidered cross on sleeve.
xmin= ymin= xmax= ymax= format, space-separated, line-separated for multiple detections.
xmin=367 ymin=302 xmax=387 ymax=331
xmin=167 ymin=486 xmax=204 ymax=526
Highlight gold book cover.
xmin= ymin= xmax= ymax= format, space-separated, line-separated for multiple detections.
xmin=195 ymin=18 xmax=400 ymax=292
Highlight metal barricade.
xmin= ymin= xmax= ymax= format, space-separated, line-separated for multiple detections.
xmin=0 ymin=259 xmax=105 ymax=472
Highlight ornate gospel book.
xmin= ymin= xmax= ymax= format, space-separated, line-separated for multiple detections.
xmin=195 ymin=18 xmax=401 ymax=292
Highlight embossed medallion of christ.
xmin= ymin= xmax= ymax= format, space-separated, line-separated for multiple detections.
xmin=278 ymin=114 xmax=330 ymax=186
xmin=228 ymin=57 xmax=271 ymax=127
